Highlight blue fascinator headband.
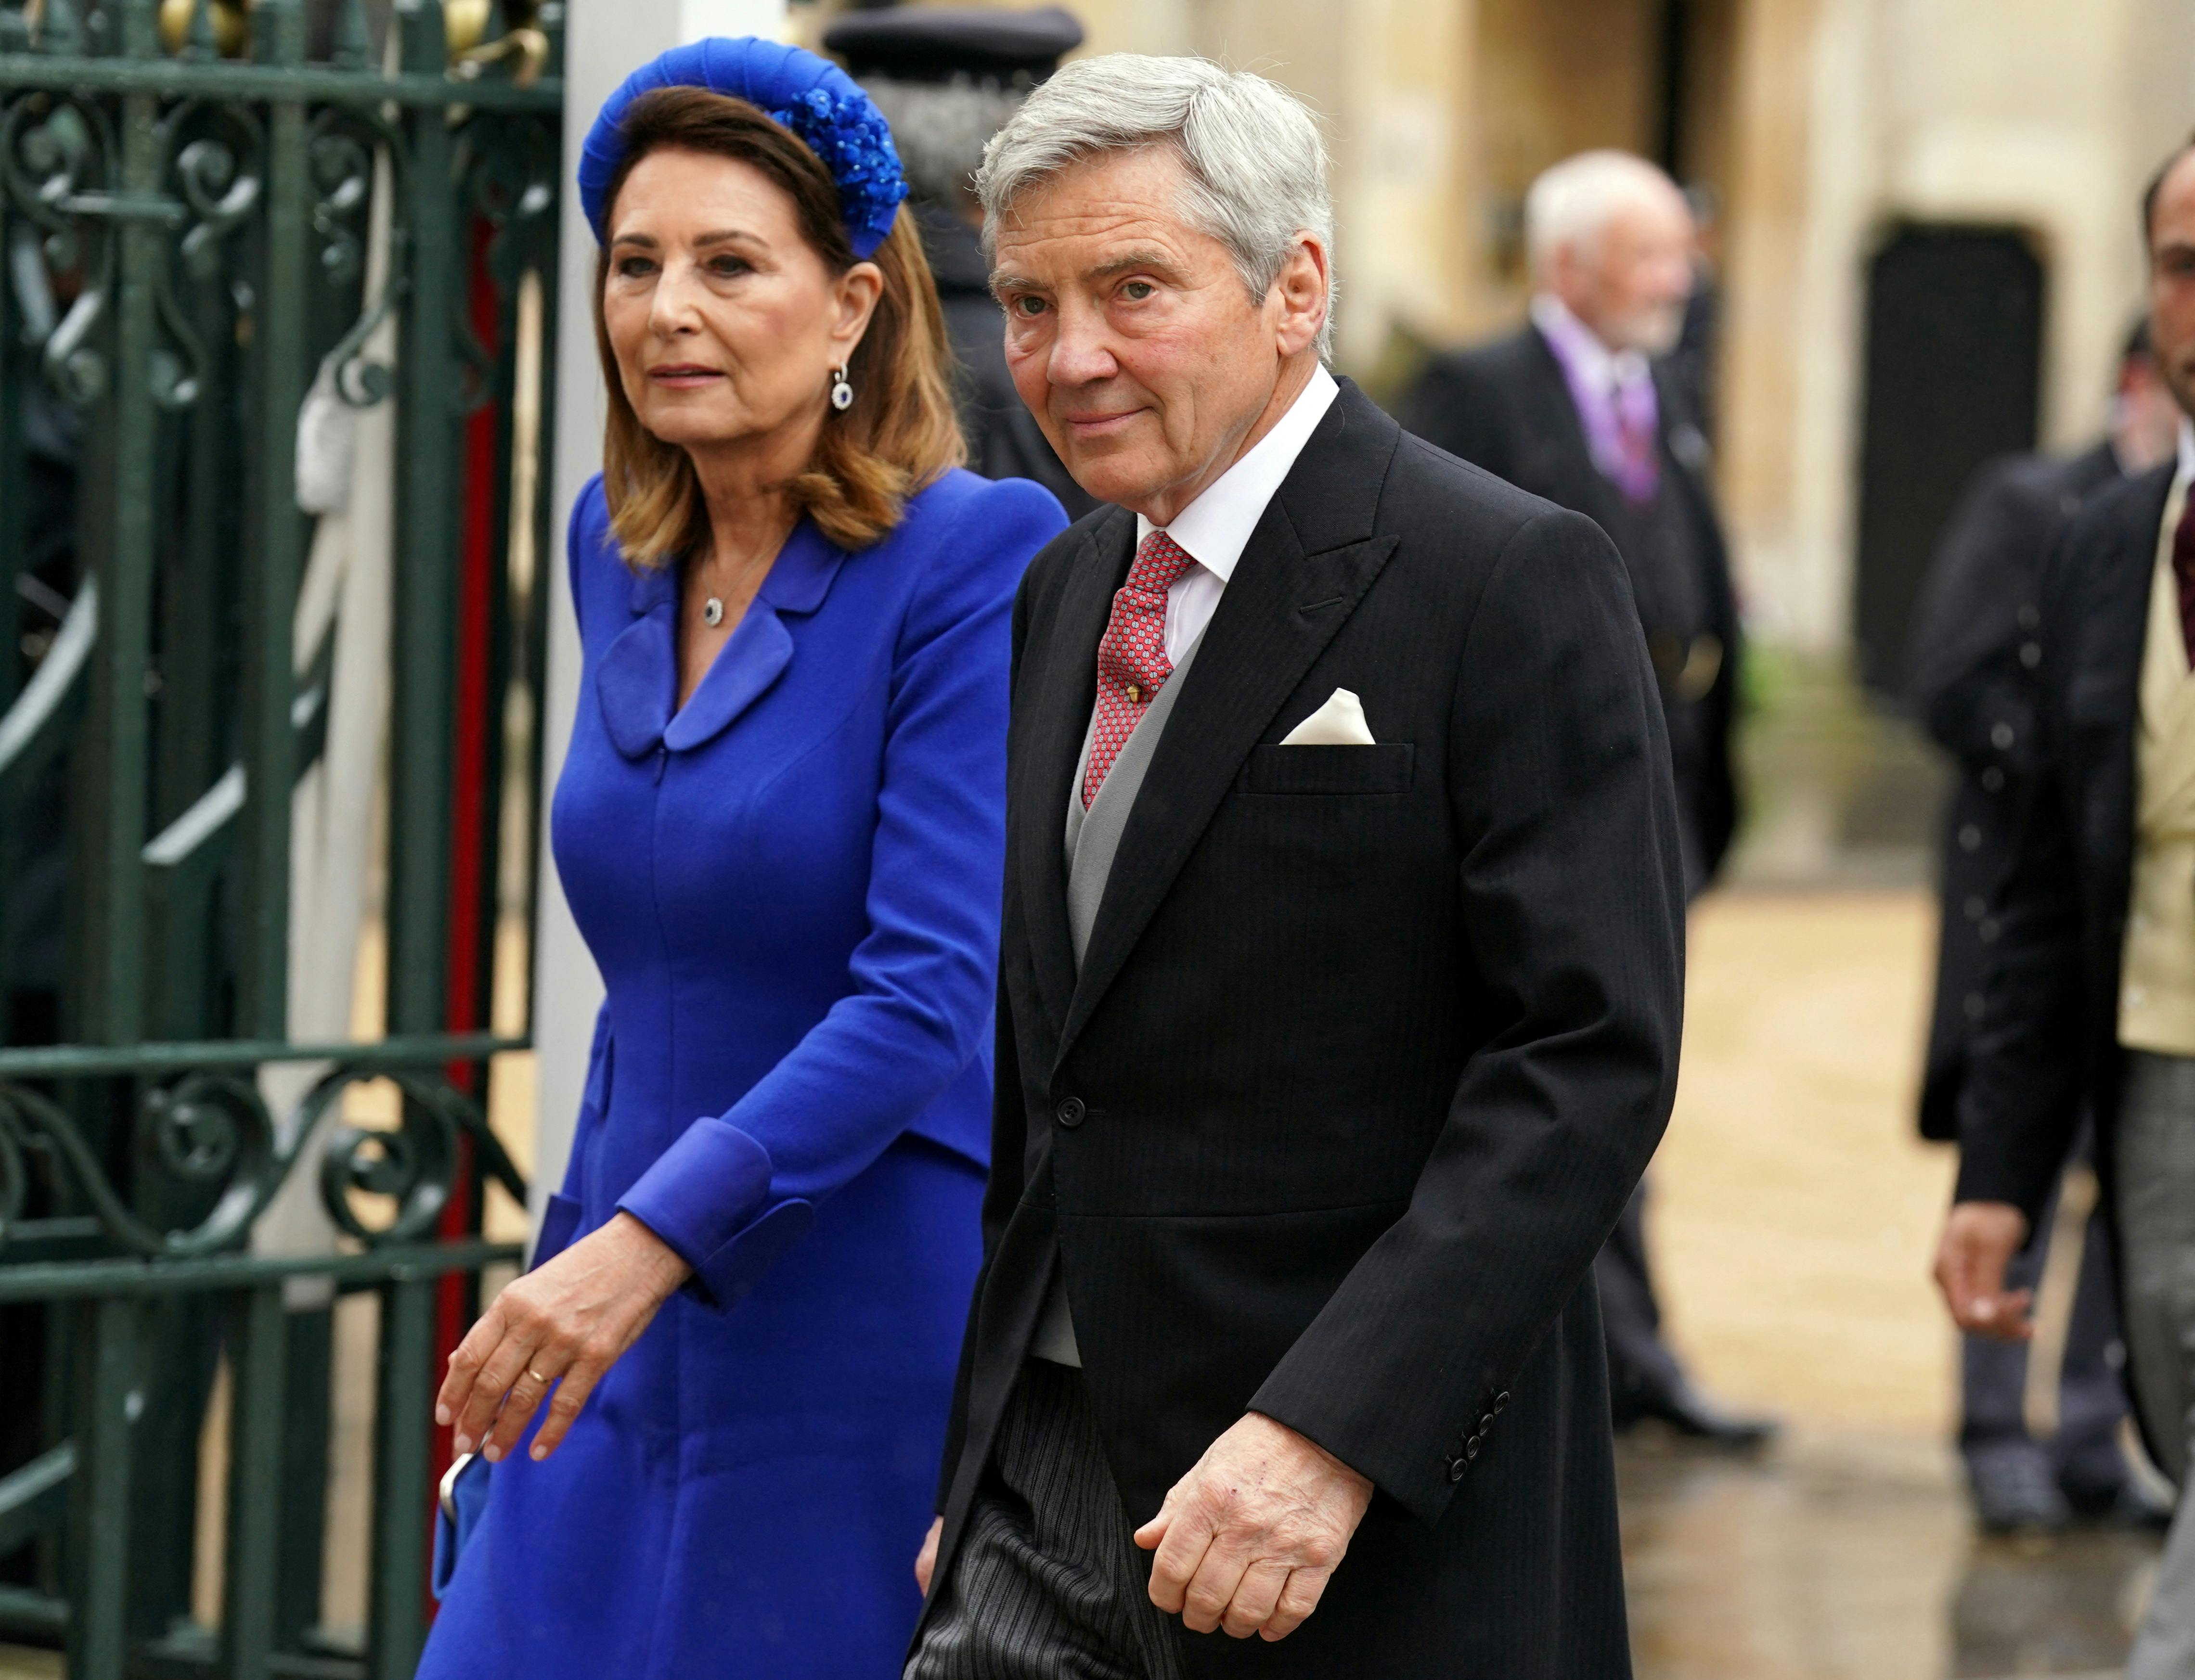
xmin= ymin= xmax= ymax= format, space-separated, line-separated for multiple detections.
xmin=579 ymin=38 xmax=910 ymax=260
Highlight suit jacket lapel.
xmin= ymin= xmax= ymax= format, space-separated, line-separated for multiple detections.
xmin=1016 ymin=508 xmax=1136 ymax=1046
xmin=1053 ymin=385 xmax=1404 ymax=1072
xmin=2052 ymin=468 xmax=2169 ymax=947
xmin=2086 ymin=472 xmax=2170 ymax=714
xmin=1520 ymin=329 xmax=1628 ymax=537
xmin=1651 ymin=361 xmax=1716 ymax=511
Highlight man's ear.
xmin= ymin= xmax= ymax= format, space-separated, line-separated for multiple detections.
xmin=1273 ymin=236 xmax=1330 ymax=358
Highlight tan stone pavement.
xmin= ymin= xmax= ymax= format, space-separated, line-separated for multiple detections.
xmin=1652 ymin=887 xmax=1957 ymax=1439
xmin=1627 ymin=888 xmax=2155 ymax=1680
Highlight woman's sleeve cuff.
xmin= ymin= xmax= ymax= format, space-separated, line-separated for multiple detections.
xmin=616 ymin=1116 xmax=815 ymax=1309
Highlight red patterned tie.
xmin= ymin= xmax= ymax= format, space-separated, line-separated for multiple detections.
xmin=2175 ymin=494 xmax=2195 ymax=666
xmin=1083 ymin=530 xmax=1199 ymax=808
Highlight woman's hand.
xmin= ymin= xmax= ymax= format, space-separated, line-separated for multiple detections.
xmin=436 ymin=1211 xmax=693 ymax=1463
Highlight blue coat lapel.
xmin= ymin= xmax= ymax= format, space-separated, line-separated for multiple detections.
xmin=594 ymin=519 xmax=850 ymax=759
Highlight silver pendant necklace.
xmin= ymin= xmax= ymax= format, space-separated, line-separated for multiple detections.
xmin=702 ymin=596 xmax=724 ymax=628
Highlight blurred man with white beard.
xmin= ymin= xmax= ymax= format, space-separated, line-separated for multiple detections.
xmin=1403 ymin=150 xmax=1767 ymax=1449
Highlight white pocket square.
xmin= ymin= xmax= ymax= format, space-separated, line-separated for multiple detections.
xmin=1280 ymin=688 xmax=1377 ymax=746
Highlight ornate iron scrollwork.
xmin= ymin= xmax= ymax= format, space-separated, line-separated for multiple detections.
xmin=315 ymin=1070 xmax=471 ymax=1246
xmin=308 ymin=103 xmax=407 ymax=407
xmin=447 ymin=105 xmax=555 ymax=411
xmin=154 ymin=102 xmax=265 ymax=406
xmin=0 ymin=92 xmax=119 ymax=403
xmin=0 ymin=86 xmax=271 ymax=410
xmin=0 ymin=1060 xmax=528 ymax=1257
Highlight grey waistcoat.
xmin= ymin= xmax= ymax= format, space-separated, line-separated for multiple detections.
xmin=1030 ymin=633 xmax=1205 ymax=1367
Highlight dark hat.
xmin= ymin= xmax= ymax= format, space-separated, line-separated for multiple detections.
xmin=824 ymin=5 xmax=1084 ymax=86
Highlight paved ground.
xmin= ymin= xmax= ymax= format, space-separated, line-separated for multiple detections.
xmin=1624 ymin=888 xmax=2159 ymax=1679
xmin=1651 ymin=887 xmax=1956 ymax=1437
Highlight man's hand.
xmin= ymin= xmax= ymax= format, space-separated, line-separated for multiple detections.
xmin=1934 ymin=1200 xmax=2033 ymax=1340
xmin=916 ymin=1516 xmax=943 ymax=1595
xmin=1134 ymin=1412 xmax=1373 ymax=1642
xmin=435 ymin=1211 xmax=691 ymax=1463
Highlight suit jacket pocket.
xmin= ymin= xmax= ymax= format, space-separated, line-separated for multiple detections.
xmin=1242 ymin=742 xmax=1414 ymax=795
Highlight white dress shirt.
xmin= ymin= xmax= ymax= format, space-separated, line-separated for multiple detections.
xmin=1528 ymin=293 xmax=1653 ymax=398
xmin=1136 ymin=364 xmax=1340 ymax=663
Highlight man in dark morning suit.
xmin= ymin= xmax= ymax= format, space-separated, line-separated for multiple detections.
xmin=1908 ymin=320 xmax=2184 ymax=1533
xmin=1934 ymin=138 xmax=2195 ymax=1678
xmin=1400 ymin=150 xmax=1767 ymax=1448
xmin=905 ymin=57 xmax=1684 ymax=1680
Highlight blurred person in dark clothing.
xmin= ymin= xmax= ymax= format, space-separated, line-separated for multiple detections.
xmin=830 ymin=4 xmax=1096 ymax=520
xmin=1670 ymin=184 xmax=1721 ymax=444
xmin=1402 ymin=150 xmax=1766 ymax=1449
xmin=1935 ymin=137 xmax=2195 ymax=1679
xmin=1911 ymin=320 xmax=2181 ymax=1532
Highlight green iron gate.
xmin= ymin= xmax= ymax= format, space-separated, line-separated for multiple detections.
xmin=0 ymin=0 xmax=563 ymax=1675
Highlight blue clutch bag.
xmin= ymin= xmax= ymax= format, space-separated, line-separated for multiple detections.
xmin=432 ymin=1450 xmax=492 ymax=1599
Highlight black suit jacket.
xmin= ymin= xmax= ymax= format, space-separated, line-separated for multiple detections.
xmin=1956 ymin=465 xmax=2173 ymax=1330
xmin=926 ymin=384 xmax=1685 ymax=1677
xmin=1907 ymin=443 xmax=2122 ymax=1140
xmin=1401 ymin=327 xmax=1743 ymax=885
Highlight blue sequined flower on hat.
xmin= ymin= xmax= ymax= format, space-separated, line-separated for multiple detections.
xmin=579 ymin=38 xmax=910 ymax=260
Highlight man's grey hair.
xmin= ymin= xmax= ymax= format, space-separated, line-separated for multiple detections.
xmin=859 ymin=75 xmax=1028 ymax=211
xmin=975 ymin=54 xmax=1335 ymax=357
xmin=1524 ymin=150 xmax=1687 ymax=283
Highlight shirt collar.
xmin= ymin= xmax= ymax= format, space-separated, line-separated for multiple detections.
xmin=1135 ymin=363 xmax=1340 ymax=582
xmin=2179 ymin=415 xmax=2195 ymax=482
xmin=1530 ymin=292 xmax=1651 ymax=395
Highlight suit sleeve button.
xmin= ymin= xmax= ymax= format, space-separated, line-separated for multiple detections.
xmin=1480 ymin=1413 xmax=1497 ymax=1433
xmin=1493 ymin=1392 xmax=1511 ymax=1412
xmin=1056 ymin=1097 xmax=1086 ymax=1128
xmin=1446 ymin=1457 xmax=1467 ymax=1483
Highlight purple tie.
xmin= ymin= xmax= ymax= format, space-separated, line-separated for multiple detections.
xmin=1612 ymin=377 xmax=1660 ymax=505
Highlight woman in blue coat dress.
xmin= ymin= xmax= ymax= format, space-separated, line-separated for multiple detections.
xmin=417 ymin=40 xmax=1065 ymax=1679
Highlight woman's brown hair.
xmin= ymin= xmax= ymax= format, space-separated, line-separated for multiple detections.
xmin=594 ymin=86 xmax=964 ymax=562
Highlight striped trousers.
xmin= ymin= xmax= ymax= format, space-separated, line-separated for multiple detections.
xmin=906 ymin=1360 xmax=1186 ymax=1680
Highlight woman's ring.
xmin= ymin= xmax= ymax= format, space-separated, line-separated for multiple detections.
xmin=526 ymin=1369 xmax=549 ymax=1386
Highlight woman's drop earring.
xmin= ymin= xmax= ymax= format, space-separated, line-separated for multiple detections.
xmin=829 ymin=366 xmax=854 ymax=412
